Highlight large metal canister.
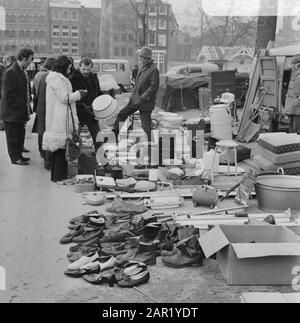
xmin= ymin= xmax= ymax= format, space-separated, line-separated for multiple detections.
xmin=193 ymin=185 xmax=219 ymax=208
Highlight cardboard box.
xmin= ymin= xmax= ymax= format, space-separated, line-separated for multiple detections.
xmin=199 ymin=225 xmax=300 ymax=286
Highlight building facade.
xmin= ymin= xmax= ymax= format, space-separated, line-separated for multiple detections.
xmin=81 ymin=7 xmax=100 ymax=58
xmin=100 ymin=0 xmax=178 ymax=72
xmin=49 ymin=0 xmax=81 ymax=59
xmin=100 ymin=0 xmax=137 ymax=68
xmin=0 ymin=0 xmax=50 ymax=57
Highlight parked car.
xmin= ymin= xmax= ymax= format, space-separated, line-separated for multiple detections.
xmin=166 ymin=63 xmax=219 ymax=76
xmin=74 ymin=59 xmax=133 ymax=92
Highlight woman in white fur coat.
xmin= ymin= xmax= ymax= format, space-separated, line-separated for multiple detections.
xmin=43 ymin=56 xmax=87 ymax=182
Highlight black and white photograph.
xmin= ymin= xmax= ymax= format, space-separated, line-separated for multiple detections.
xmin=0 ymin=0 xmax=300 ymax=306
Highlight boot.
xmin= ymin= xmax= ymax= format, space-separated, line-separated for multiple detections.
xmin=142 ymin=223 xmax=162 ymax=242
xmin=155 ymin=225 xmax=175 ymax=256
xmin=177 ymin=226 xmax=199 ymax=241
xmin=161 ymin=248 xmax=179 ymax=257
xmin=162 ymin=235 xmax=203 ymax=268
xmin=133 ymin=241 xmax=157 ymax=266
xmin=99 ymin=231 xmax=132 ymax=243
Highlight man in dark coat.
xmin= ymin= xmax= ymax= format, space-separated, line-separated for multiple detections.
xmin=70 ymin=57 xmax=102 ymax=151
xmin=113 ymin=47 xmax=160 ymax=143
xmin=0 ymin=48 xmax=34 ymax=165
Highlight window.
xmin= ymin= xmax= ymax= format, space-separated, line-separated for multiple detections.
xmin=119 ymin=63 xmax=125 ymax=72
xmin=158 ymin=19 xmax=167 ymax=29
xmin=72 ymin=10 xmax=78 ymax=21
xmin=149 ymin=32 xmax=156 ymax=46
xmin=149 ymin=5 xmax=157 ymax=15
xmin=39 ymin=15 xmax=45 ymax=23
xmin=128 ymin=33 xmax=134 ymax=42
xmin=53 ymin=9 xmax=60 ymax=20
xmin=102 ymin=63 xmax=118 ymax=72
xmin=34 ymin=45 xmax=39 ymax=52
xmin=25 ymin=30 xmax=31 ymax=38
xmin=91 ymin=42 xmax=95 ymax=48
xmin=128 ymin=48 xmax=134 ymax=57
xmin=121 ymin=47 xmax=126 ymax=56
xmin=34 ymin=30 xmax=39 ymax=38
xmin=148 ymin=18 xmax=157 ymax=30
xmin=7 ymin=15 xmax=16 ymax=23
xmin=159 ymin=6 xmax=167 ymax=15
xmin=158 ymin=34 xmax=167 ymax=47
xmin=62 ymin=26 xmax=69 ymax=37
xmin=33 ymin=15 xmax=39 ymax=23
xmin=19 ymin=30 xmax=25 ymax=38
xmin=62 ymin=10 xmax=69 ymax=20
xmin=114 ymin=48 xmax=120 ymax=56
xmin=138 ymin=18 xmax=143 ymax=29
xmin=62 ymin=42 xmax=69 ymax=53
xmin=71 ymin=42 xmax=79 ymax=55
xmin=10 ymin=30 xmax=16 ymax=38
xmin=121 ymin=33 xmax=127 ymax=42
xmin=40 ymin=31 xmax=45 ymax=38
xmin=52 ymin=25 xmax=60 ymax=37
xmin=71 ymin=26 xmax=79 ymax=37
xmin=25 ymin=15 xmax=31 ymax=23
xmin=52 ymin=41 xmax=60 ymax=51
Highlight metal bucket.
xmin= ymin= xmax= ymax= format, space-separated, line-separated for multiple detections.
xmin=209 ymin=104 xmax=233 ymax=140
xmin=255 ymin=175 xmax=300 ymax=212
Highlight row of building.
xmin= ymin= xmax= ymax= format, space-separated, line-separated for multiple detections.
xmin=0 ymin=0 xmax=191 ymax=72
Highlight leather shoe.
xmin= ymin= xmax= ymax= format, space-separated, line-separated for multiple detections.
xmin=118 ymin=270 xmax=150 ymax=288
xmin=22 ymin=148 xmax=30 ymax=153
xmin=12 ymin=159 xmax=29 ymax=166
xmin=21 ymin=157 xmax=31 ymax=162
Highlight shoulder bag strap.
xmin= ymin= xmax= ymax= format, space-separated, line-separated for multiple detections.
xmin=67 ymin=95 xmax=77 ymax=134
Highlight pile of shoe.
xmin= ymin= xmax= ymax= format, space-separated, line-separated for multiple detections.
xmin=65 ymin=243 xmax=150 ymax=288
xmin=62 ymin=209 xmax=204 ymax=289
xmin=95 ymin=214 xmax=204 ymax=269
xmin=60 ymin=211 xmax=105 ymax=245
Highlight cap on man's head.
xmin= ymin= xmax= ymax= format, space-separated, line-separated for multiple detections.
xmin=292 ymin=54 xmax=300 ymax=65
xmin=138 ymin=47 xmax=153 ymax=59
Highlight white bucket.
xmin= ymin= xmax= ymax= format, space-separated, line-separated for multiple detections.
xmin=209 ymin=105 xmax=233 ymax=140
xmin=93 ymin=95 xmax=119 ymax=121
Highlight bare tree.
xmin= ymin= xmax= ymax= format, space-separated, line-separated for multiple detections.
xmin=255 ymin=0 xmax=278 ymax=54
xmin=129 ymin=0 xmax=149 ymax=47
xmin=180 ymin=4 xmax=257 ymax=48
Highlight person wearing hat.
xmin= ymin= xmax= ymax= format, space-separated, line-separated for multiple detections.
xmin=112 ymin=46 xmax=160 ymax=144
xmin=286 ymin=54 xmax=300 ymax=133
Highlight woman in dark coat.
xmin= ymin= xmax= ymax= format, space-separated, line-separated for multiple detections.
xmin=32 ymin=58 xmax=56 ymax=167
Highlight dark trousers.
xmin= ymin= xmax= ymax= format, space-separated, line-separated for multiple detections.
xmin=51 ymin=149 xmax=68 ymax=182
xmin=4 ymin=122 xmax=26 ymax=163
xmin=77 ymin=109 xmax=101 ymax=151
xmin=113 ymin=104 xmax=152 ymax=143
xmin=289 ymin=115 xmax=300 ymax=134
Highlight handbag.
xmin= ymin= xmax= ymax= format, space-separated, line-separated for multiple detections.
xmin=65 ymin=95 xmax=82 ymax=163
